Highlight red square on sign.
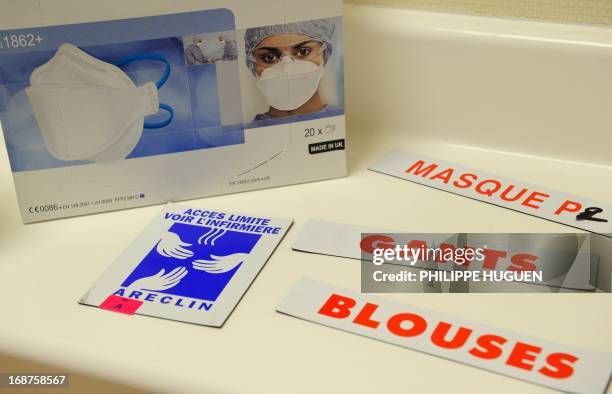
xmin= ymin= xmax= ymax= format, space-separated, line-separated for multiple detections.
xmin=99 ymin=295 xmax=143 ymax=315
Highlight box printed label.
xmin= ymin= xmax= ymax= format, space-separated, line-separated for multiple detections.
xmin=0 ymin=4 xmax=346 ymax=223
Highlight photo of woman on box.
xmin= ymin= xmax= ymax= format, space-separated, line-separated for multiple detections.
xmin=245 ymin=20 xmax=342 ymax=125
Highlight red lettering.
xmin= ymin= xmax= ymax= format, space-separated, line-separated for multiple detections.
xmin=508 ymin=253 xmax=537 ymax=272
xmin=481 ymin=249 xmax=507 ymax=270
xmin=407 ymin=240 xmax=428 ymax=260
xmin=469 ymin=334 xmax=507 ymax=359
xmin=406 ymin=160 xmax=439 ymax=177
xmin=506 ymin=342 xmax=542 ymax=371
xmin=539 ymin=353 xmax=578 ymax=379
xmin=430 ymin=168 xmax=454 ymax=184
xmin=475 ymin=180 xmax=502 ymax=197
xmin=437 ymin=243 xmax=456 ymax=263
xmin=453 ymin=173 xmax=478 ymax=189
xmin=500 ymin=185 xmax=528 ymax=202
xmin=353 ymin=303 xmax=381 ymax=329
xmin=430 ymin=322 xmax=473 ymax=349
xmin=318 ymin=294 xmax=356 ymax=319
xmin=407 ymin=240 xmax=428 ymax=249
xmin=387 ymin=313 xmax=428 ymax=337
xmin=522 ymin=192 xmax=550 ymax=209
xmin=554 ymin=200 xmax=582 ymax=216
xmin=360 ymin=234 xmax=395 ymax=254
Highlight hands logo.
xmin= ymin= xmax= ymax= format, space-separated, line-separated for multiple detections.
xmin=122 ymin=223 xmax=261 ymax=302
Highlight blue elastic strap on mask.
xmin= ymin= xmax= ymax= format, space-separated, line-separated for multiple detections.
xmin=145 ymin=103 xmax=174 ymax=129
xmin=113 ymin=53 xmax=174 ymax=129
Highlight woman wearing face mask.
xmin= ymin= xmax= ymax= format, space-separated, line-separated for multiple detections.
xmin=244 ymin=20 xmax=343 ymax=125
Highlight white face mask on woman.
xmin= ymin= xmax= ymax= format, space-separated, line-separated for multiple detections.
xmin=26 ymin=43 xmax=172 ymax=163
xmin=255 ymin=55 xmax=325 ymax=111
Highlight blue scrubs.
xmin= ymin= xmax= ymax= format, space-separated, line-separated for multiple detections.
xmin=185 ymin=44 xmax=206 ymax=65
xmin=223 ymin=40 xmax=238 ymax=61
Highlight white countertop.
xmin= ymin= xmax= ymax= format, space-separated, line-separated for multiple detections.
xmin=0 ymin=127 xmax=610 ymax=393
xmin=1 ymin=4 xmax=611 ymax=394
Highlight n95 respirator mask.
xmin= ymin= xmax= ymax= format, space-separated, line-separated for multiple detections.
xmin=26 ymin=44 xmax=174 ymax=163
xmin=200 ymin=40 xmax=225 ymax=60
xmin=255 ymin=56 xmax=325 ymax=111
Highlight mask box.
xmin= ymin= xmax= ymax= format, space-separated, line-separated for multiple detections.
xmin=0 ymin=0 xmax=346 ymax=223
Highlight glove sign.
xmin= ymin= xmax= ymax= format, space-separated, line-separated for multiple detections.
xmin=192 ymin=253 xmax=248 ymax=273
xmin=142 ymin=230 xmax=246 ymax=292
xmin=126 ymin=266 xmax=188 ymax=292
xmin=26 ymin=44 xmax=175 ymax=163
xmin=157 ymin=229 xmax=247 ymax=274
xmin=156 ymin=231 xmax=194 ymax=260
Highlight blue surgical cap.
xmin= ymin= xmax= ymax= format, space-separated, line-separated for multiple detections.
xmin=244 ymin=19 xmax=335 ymax=74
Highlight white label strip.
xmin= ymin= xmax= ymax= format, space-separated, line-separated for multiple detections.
xmin=277 ymin=278 xmax=612 ymax=394
xmin=369 ymin=149 xmax=612 ymax=237
xmin=293 ymin=219 xmax=596 ymax=291
xmin=293 ymin=219 xmax=397 ymax=260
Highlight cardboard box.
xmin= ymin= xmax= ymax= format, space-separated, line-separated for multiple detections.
xmin=0 ymin=0 xmax=346 ymax=223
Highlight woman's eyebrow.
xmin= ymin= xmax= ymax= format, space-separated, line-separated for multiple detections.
xmin=254 ymin=46 xmax=283 ymax=53
xmin=291 ymin=40 xmax=318 ymax=49
xmin=255 ymin=40 xmax=319 ymax=52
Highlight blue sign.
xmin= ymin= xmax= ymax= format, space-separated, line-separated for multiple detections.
xmin=122 ymin=222 xmax=261 ymax=302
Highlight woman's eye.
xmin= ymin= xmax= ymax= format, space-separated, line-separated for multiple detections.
xmin=260 ymin=54 xmax=278 ymax=63
xmin=296 ymin=47 xmax=312 ymax=57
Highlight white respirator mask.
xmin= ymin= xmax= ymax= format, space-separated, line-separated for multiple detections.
xmin=255 ymin=56 xmax=325 ymax=111
xmin=26 ymin=43 xmax=174 ymax=162
xmin=201 ymin=40 xmax=225 ymax=60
